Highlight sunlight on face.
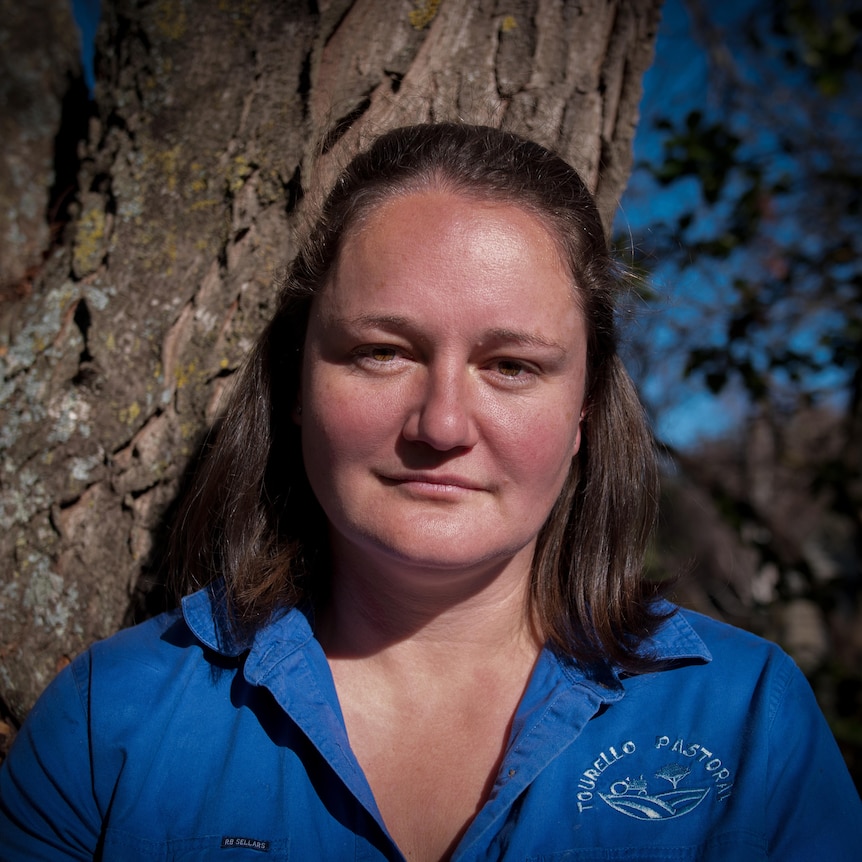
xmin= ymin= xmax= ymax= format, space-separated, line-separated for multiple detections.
xmin=299 ymin=190 xmax=587 ymax=583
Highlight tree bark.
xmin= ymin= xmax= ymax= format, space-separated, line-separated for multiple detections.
xmin=0 ymin=0 xmax=662 ymax=736
xmin=0 ymin=0 xmax=81 ymax=294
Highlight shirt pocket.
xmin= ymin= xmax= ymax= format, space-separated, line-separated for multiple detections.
xmin=526 ymin=834 xmax=766 ymax=862
xmin=101 ymin=830 xmax=291 ymax=860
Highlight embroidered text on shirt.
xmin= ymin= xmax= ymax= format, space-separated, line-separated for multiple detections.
xmin=575 ymin=733 xmax=734 ymax=819
xmin=221 ymin=836 xmax=270 ymax=852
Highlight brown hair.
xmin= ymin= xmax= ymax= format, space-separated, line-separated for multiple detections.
xmin=171 ymin=123 xmax=664 ymax=669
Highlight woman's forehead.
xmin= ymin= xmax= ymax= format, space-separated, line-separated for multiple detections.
xmin=326 ymin=187 xmax=585 ymax=314
xmin=308 ymin=189 xmax=586 ymax=354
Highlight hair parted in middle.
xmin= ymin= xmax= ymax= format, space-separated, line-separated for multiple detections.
xmin=171 ymin=122 xmax=664 ymax=670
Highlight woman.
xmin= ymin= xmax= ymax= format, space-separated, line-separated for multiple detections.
xmin=1 ymin=123 xmax=859 ymax=860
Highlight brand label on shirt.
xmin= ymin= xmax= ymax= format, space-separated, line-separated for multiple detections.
xmin=574 ymin=733 xmax=734 ymax=821
xmin=221 ymin=836 xmax=271 ymax=852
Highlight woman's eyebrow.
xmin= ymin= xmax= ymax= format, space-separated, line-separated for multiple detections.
xmin=480 ymin=328 xmax=570 ymax=356
xmin=342 ymin=313 xmax=414 ymax=331
xmin=322 ymin=313 xmax=421 ymax=339
xmin=332 ymin=316 xmax=570 ymax=355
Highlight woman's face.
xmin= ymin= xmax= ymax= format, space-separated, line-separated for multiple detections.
xmin=299 ymin=189 xmax=588 ymax=581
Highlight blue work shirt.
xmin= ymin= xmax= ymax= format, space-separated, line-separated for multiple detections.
xmin=1 ymin=587 xmax=860 ymax=860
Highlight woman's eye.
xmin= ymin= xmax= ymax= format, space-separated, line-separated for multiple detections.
xmin=354 ymin=345 xmax=401 ymax=366
xmin=369 ymin=346 xmax=397 ymax=362
xmin=497 ymin=360 xmax=526 ymax=377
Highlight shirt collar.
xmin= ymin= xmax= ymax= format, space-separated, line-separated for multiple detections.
xmin=182 ymin=589 xmax=711 ymax=673
xmin=181 ymin=583 xmax=312 ymax=659
xmin=639 ymin=600 xmax=713 ymax=664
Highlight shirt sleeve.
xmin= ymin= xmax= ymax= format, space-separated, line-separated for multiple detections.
xmin=766 ymin=654 xmax=862 ymax=860
xmin=0 ymin=655 xmax=102 ymax=860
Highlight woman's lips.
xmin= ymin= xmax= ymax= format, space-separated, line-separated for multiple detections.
xmin=379 ymin=472 xmax=486 ymax=493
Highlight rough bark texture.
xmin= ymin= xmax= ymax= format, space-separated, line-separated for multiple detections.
xmin=0 ymin=0 xmax=662 ymax=736
xmin=0 ymin=0 xmax=81 ymax=295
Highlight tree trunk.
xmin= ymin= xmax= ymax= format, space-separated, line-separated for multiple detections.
xmin=0 ymin=0 xmax=81 ymax=294
xmin=0 ymin=0 xmax=662 ymax=740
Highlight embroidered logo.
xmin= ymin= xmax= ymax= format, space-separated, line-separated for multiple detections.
xmin=221 ymin=836 xmax=270 ymax=852
xmin=575 ymin=734 xmax=734 ymax=821
xmin=599 ymin=765 xmax=709 ymax=821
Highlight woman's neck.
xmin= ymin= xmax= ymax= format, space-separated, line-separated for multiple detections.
xmin=316 ymin=546 xmax=542 ymax=667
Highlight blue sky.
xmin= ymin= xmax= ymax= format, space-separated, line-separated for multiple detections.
xmin=616 ymin=0 xmax=745 ymax=449
xmin=71 ymin=0 xmax=99 ymax=91
xmin=627 ymin=0 xmax=860 ymax=451
xmin=616 ymin=0 xmax=862 ymax=450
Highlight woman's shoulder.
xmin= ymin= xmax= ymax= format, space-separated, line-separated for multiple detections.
xmin=645 ymin=603 xmax=804 ymax=702
xmin=80 ymin=586 xmax=254 ymax=683
xmin=624 ymin=604 xmax=840 ymax=767
xmin=661 ymin=603 xmax=795 ymax=664
xmin=81 ymin=606 xmax=200 ymax=677
xmin=651 ymin=604 xmax=826 ymax=731
xmin=36 ymin=608 xmax=207 ymax=733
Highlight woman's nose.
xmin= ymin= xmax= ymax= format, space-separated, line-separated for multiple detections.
xmin=402 ymin=364 xmax=479 ymax=451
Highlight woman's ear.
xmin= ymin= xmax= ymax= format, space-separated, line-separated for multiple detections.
xmin=572 ymin=405 xmax=587 ymax=458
